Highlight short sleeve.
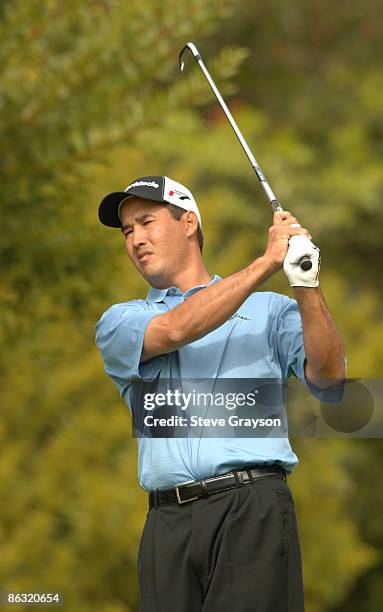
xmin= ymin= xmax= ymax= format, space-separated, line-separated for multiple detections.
xmin=95 ymin=300 xmax=165 ymax=394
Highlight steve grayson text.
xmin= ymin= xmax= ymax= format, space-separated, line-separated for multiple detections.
xmin=143 ymin=415 xmax=282 ymax=429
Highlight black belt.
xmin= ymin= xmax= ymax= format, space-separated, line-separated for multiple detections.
xmin=149 ymin=464 xmax=287 ymax=508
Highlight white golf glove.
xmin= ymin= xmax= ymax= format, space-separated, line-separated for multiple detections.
xmin=283 ymin=235 xmax=321 ymax=287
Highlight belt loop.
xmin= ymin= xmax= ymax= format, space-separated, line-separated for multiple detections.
xmin=201 ymin=479 xmax=208 ymax=498
xmin=247 ymin=469 xmax=255 ymax=484
xmin=153 ymin=490 xmax=158 ymax=509
xmin=234 ymin=471 xmax=245 ymax=487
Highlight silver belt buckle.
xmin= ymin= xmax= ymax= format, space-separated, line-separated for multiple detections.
xmin=174 ymin=479 xmax=199 ymax=505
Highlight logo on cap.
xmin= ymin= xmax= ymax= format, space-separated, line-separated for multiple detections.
xmin=126 ymin=180 xmax=160 ymax=191
xmin=168 ymin=189 xmax=190 ymax=201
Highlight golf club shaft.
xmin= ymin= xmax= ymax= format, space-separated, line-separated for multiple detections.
xmin=179 ymin=42 xmax=282 ymax=213
xmin=179 ymin=42 xmax=312 ymax=271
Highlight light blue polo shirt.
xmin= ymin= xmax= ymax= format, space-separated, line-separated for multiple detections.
xmin=96 ymin=274 xmax=310 ymax=491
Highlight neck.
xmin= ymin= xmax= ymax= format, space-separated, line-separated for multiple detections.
xmin=153 ymin=259 xmax=212 ymax=294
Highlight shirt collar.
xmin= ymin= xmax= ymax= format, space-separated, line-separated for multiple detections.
xmin=146 ymin=274 xmax=222 ymax=303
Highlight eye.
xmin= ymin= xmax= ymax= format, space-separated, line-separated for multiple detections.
xmin=144 ymin=220 xmax=153 ymax=226
xmin=123 ymin=229 xmax=132 ymax=239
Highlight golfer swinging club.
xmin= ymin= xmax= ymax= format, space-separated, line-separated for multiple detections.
xmin=96 ymin=175 xmax=345 ymax=611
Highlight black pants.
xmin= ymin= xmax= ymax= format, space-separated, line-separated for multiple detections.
xmin=138 ymin=475 xmax=305 ymax=611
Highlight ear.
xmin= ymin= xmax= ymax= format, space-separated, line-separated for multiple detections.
xmin=184 ymin=210 xmax=199 ymax=237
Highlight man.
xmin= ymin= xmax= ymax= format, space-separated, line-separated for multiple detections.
xmin=96 ymin=175 xmax=345 ymax=612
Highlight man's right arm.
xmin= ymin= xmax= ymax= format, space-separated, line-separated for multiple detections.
xmin=142 ymin=210 xmax=311 ymax=362
xmin=142 ymin=256 xmax=274 ymax=362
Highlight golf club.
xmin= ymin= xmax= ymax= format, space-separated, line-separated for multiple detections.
xmin=179 ymin=42 xmax=313 ymax=272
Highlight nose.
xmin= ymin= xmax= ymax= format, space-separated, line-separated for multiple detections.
xmin=132 ymin=225 xmax=147 ymax=249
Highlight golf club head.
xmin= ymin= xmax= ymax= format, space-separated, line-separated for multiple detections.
xmin=179 ymin=42 xmax=201 ymax=72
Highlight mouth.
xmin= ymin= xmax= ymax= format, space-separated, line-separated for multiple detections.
xmin=137 ymin=251 xmax=153 ymax=262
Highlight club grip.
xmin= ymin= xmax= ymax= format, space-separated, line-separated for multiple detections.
xmin=271 ymin=203 xmax=313 ymax=272
xmin=298 ymin=257 xmax=313 ymax=271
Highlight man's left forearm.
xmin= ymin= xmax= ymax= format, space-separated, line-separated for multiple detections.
xmin=293 ymin=287 xmax=346 ymax=388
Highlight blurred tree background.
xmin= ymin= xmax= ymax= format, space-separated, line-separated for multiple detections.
xmin=1 ymin=0 xmax=382 ymax=610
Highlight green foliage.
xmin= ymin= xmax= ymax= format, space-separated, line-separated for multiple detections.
xmin=207 ymin=0 xmax=383 ymax=292
xmin=290 ymin=439 xmax=377 ymax=612
xmin=1 ymin=1 xmax=383 ymax=611
xmin=1 ymin=1 xmax=241 ymax=610
xmin=0 ymin=0 xmax=240 ymax=322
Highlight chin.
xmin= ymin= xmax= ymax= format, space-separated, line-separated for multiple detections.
xmin=146 ymin=270 xmax=173 ymax=289
xmin=139 ymin=265 xmax=164 ymax=285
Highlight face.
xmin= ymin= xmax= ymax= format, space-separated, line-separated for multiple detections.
xmin=120 ymin=197 xmax=198 ymax=288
